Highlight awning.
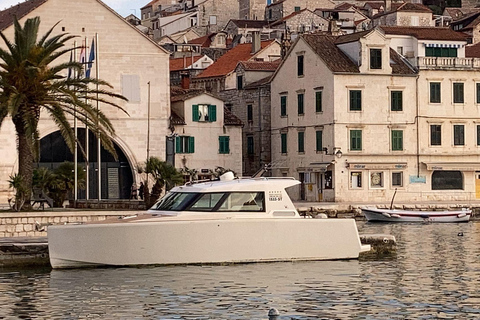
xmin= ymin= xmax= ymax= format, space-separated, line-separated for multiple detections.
xmin=297 ymin=162 xmax=332 ymax=172
xmin=423 ymin=162 xmax=480 ymax=171
xmin=424 ymin=43 xmax=462 ymax=48
xmin=347 ymin=162 xmax=407 ymax=170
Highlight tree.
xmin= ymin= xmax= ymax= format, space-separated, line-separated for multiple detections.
xmin=0 ymin=17 xmax=127 ymax=209
xmin=140 ymin=157 xmax=184 ymax=207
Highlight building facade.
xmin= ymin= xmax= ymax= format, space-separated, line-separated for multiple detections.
xmin=0 ymin=0 xmax=171 ymax=201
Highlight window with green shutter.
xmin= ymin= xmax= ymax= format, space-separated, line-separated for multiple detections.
xmin=219 ymin=136 xmax=230 ymax=154
xmin=453 ymin=83 xmax=464 ymax=103
xmin=297 ymin=55 xmax=304 ymax=77
xmin=350 ymin=130 xmax=362 ymax=151
xmin=454 ymin=125 xmax=464 ymax=146
xmin=175 ymin=136 xmax=195 ymax=153
xmin=316 ymin=130 xmax=323 ymax=151
xmin=430 ymin=82 xmax=441 ymax=103
xmin=297 ymin=93 xmax=304 ymax=115
xmin=349 ymin=90 xmax=361 ymax=111
xmin=391 ymin=91 xmax=402 ymax=111
xmin=280 ymin=96 xmax=287 ymax=116
xmin=247 ymin=104 xmax=253 ymax=121
xmin=193 ymin=105 xmax=216 ymax=122
xmin=430 ymin=124 xmax=441 ymax=146
xmin=298 ymin=131 xmax=305 ymax=153
xmin=391 ymin=130 xmax=403 ymax=151
xmin=477 ymin=83 xmax=480 ymax=104
xmin=281 ymin=133 xmax=287 ymax=154
xmin=247 ymin=136 xmax=254 ymax=154
xmin=192 ymin=105 xmax=200 ymax=122
xmin=315 ymin=91 xmax=322 ymax=112
xmin=370 ymin=48 xmax=382 ymax=69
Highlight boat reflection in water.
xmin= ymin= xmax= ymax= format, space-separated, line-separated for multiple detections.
xmin=48 ymin=172 xmax=369 ymax=269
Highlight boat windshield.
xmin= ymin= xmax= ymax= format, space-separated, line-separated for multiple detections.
xmin=150 ymin=191 xmax=265 ymax=212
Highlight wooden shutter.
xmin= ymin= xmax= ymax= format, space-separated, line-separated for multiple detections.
xmin=192 ymin=105 xmax=199 ymax=122
xmin=189 ymin=136 xmax=195 ymax=153
xmin=208 ymin=105 xmax=216 ymax=122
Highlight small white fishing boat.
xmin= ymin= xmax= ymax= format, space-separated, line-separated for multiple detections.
xmin=362 ymin=207 xmax=472 ymax=223
xmin=48 ymin=173 xmax=370 ymax=269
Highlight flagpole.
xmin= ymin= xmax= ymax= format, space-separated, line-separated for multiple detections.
xmin=73 ymin=42 xmax=78 ymax=206
xmin=96 ymin=33 xmax=101 ymax=201
xmin=85 ymin=37 xmax=90 ymax=201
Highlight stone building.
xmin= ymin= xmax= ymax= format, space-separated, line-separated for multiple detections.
xmin=270 ymin=9 xmax=329 ymax=34
xmin=220 ymin=60 xmax=281 ymax=176
xmin=170 ymin=87 xmax=243 ymax=178
xmin=193 ymin=0 xmax=240 ymax=35
xmin=190 ymin=38 xmax=281 ymax=93
xmin=371 ymin=2 xmax=434 ymax=27
xmin=265 ymin=0 xmax=335 ymax=22
xmin=239 ymin=0 xmax=269 ymax=20
xmin=0 ymin=0 xmax=171 ymax=201
xmin=271 ymin=26 xmax=480 ymax=204
xmin=270 ymin=29 xmax=417 ymax=202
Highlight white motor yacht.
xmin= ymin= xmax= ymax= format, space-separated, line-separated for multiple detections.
xmin=48 ymin=173 xmax=370 ymax=268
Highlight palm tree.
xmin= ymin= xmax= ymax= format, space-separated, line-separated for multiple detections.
xmin=0 ymin=17 xmax=127 ymax=208
xmin=141 ymin=157 xmax=184 ymax=207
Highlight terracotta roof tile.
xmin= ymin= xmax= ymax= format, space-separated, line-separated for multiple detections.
xmin=170 ymin=55 xmax=203 ymax=71
xmin=243 ymin=75 xmax=272 ymax=89
xmin=0 ymin=0 xmax=48 ymax=31
xmin=238 ymin=59 xmax=281 ymax=71
xmin=170 ymin=86 xmax=207 ymax=102
xmin=302 ymin=33 xmax=415 ymax=75
xmin=170 ymin=110 xmax=186 ymax=125
xmin=228 ymin=19 xmax=270 ymax=28
xmin=465 ymin=42 xmax=480 ymax=58
xmin=380 ymin=26 xmax=467 ymax=41
xmin=303 ymin=34 xmax=359 ymax=73
xmin=188 ymin=33 xmax=213 ymax=47
xmin=335 ymin=29 xmax=373 ymax=44
xmin=363 ymin=1 xmax=385 ymax=10
xmin=195 ymin=40 xmax=275 ymax=78
xmin=224 ymin=107 xmax=243 ymax=126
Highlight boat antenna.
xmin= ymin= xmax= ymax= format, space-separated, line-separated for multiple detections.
xmin=390 ymin=188 xmax=397 ymax=210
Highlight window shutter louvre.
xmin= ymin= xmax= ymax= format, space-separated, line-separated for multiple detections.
xmin=189 ymin=136 xmax=195 ymax=153
xmin=209 ymin=105 xmax=217 ymax=122
xmin=192 ymin=105 xmax=199 ymax=121
xmin=175 ymin=136 xmax=180 ymax=153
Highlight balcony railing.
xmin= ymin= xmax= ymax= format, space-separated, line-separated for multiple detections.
xmin=415 ymin=57 xmax=480 ymax=69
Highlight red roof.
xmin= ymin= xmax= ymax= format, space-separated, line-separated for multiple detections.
xmin=196 ymin=40 xmax=275 ymax=78
xmin=0 ymin=0 xmax=48 ymax=31
xmin=169 ymin=56 xmax=203 ymax=71
xmin=238 ymin=60 xmax=281 ymax=71
xmin=381 ymin=26 xmax=467 ymax=41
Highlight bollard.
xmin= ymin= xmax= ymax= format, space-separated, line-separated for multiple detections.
xmin=268 ymin=308 xmax=280 ymax=320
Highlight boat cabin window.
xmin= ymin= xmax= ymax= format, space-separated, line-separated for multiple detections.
xmin=217 ymin=192 xmax=265 ymax=212
xmin=151 ymin=192 xmax=265 ymax=212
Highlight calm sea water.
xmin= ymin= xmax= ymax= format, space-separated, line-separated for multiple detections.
xmin=1 ymin=221 xmax=480 ymax=319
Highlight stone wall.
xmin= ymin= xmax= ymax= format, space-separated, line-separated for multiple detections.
xmin=0 ymin=211 xmax=132 ymax=238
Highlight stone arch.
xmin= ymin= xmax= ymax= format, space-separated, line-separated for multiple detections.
xmin=39 ymin=129 xmax=135 ymax=199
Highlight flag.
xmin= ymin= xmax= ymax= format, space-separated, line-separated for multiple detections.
xmin=67 ymin=51 xmax=72 ymax=80
xmin=78 ymin=43 xmax=86 ymax=78
xmin=86 ymin=38 xmax=95 ymax=78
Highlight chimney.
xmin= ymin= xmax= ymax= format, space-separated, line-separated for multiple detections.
xmin=181 ymin=72 xmax=190 ymax=89
xmin=385 ymin=0 xmax=391 ymax=12
xmin=251 ymin=31 xmax=261 ymax=54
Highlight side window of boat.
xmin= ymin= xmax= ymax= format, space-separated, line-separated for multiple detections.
xmin=217 ymin=192 xmax=265 ymax=212
xmin=190 ymin=193 xmax=224 ymax=211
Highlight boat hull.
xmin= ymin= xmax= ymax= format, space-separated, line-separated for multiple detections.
xmin=48 ymin=218 xmax=369 ymax=268
xmin=362 ymin=207 xmax=471 ymax=223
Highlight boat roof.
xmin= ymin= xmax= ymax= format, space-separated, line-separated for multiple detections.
xmin=171 ymin=177 xmax=300 ymax=193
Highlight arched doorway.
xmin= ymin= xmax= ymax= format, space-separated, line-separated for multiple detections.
xmin=39 ymin=129 xmax=133 ymax=199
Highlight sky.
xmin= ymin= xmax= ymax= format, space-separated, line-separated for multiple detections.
xmin=0 ymin=0 xmax=147 ymax=17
